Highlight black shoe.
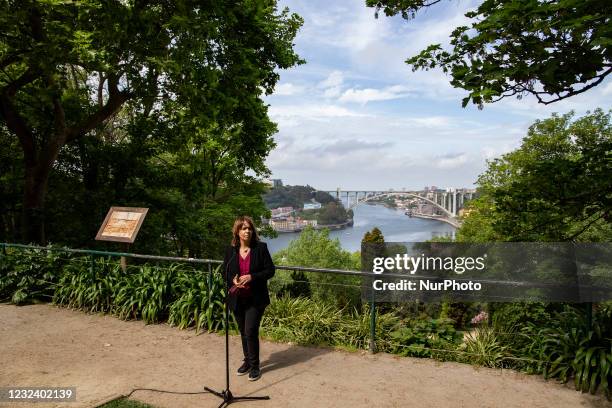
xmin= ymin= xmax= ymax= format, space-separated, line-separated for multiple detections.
xmin=237 ymin=361 xmax=250 ymax=376
xmin=248 ymin=367 xmax=261 ymax=381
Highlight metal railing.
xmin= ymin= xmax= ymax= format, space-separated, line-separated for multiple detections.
xmin=0 ymin=242 xmax=381 ymax=353
xmin=0 ymin=242 xmax=598 ymax=362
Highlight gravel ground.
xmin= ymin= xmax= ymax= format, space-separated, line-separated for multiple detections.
xmin=0 ymin=303 xmax=608 ymax=408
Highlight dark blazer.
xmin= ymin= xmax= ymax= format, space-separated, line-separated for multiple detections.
xmin=222 ymin=241 xmax=275 ymax=311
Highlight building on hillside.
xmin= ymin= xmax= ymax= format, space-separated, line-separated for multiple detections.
xmin=269 ymin=217 xmax=317 ymax=232
xmin=271 ymin=207 xmax=294 ymax=218
xmin=303 ymin=201 xmax=321 ymax=210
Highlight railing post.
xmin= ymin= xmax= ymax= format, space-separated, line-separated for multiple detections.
xmin=90 ymin=254 xmax=96 ymax=280
xmin=369 ymin=290 xmax=376 ymax=354
xmin=207 ymin=262 xmax=212 ymax=296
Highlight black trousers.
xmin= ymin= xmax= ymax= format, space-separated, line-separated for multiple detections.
xmin=233 ymin=296 xmax=266 ymax=369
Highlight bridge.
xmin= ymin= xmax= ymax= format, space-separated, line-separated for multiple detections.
xmin=323 ymin=188 xmax=477 ymax=228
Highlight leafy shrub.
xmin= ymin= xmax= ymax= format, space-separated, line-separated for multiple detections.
xmin=335 ymin=303 xmax=400 ymax=352
xmin=491 ymin=302 xmax=556 ymax=328
xmin=262 ymin=295 xmax=343 ymax=345
xmin=0 ymin=246 xmax=67 ymax=304
xmin=53 ymin=256 xmax=122 ymax=313
xmin=262 ymin=295 xmax=399 ymax=350
xmin=543 ymin=307 xmax=609 ymax=396
xmin=387 ymin=318 xmax=462 ymax=359
xmin=461 ymin=325 xmax=508 ymax=367
xmin=168 ymin=265 xmax=227 ymax=332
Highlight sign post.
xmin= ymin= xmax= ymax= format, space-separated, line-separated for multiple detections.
xmin=95 ymin=207 xmax=148 ymax=272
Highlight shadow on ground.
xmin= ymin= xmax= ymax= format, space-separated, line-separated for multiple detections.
xmin=260 ymin=344 xmax=331 ymax=374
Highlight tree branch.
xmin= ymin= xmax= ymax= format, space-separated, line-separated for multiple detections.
xmin=66 ymin=73 xmax=131 ymax=142
xmin=567 ymin=212 xmax=606 ymax=241
xmin=0 ymin=68 xmax=41 ymax=166
xmin=533 ymin=67 xmax=612 ymax=105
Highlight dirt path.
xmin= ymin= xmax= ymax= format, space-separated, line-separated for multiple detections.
xmin=0 ymin=304 xmax=608 ymax=408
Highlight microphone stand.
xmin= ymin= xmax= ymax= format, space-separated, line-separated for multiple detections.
xmin=204 ymin=249 xmax=270 ymax=408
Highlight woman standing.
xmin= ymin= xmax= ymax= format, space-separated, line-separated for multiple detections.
xmin=222 ymin=216 xmax=275 ymax=381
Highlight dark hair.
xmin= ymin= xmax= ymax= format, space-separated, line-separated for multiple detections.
xmin=231 ymin=216 xmax=259 ymax=247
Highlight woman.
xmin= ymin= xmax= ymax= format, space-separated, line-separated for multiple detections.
xmin=222 ymin=216 xmax=275 ymax=381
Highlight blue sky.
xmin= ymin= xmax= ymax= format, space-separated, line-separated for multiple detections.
xmin=263 ymin=0 xmax=612 ymax=191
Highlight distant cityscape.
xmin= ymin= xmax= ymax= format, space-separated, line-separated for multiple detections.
xmin=264 ymin=180 xmax=477 ymax=232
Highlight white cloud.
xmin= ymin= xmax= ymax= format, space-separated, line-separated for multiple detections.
xmin=435 ymin=153 xmax=469 ymax=169
xmin=338 ymin=85 xmax=412 ymax=104
xmin=269 ymin=104 xmax=371 ymax=122
xmin=409 ymin=116 xmax=452 ymax=128
xmin=265 ymin=0 xmax=586 ymax=189
xmin=274 ymin=83 xmax=305 ymax=96
xmin=318 ymin=70 xmax=344 ymax=88
xmin=317 ymin=70 xmax=345 ymax=98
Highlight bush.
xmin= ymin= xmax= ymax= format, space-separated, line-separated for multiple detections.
xmin=168 ymin=265 xmax=227 ymax=333
xmin=460 ymin=325 xmax=509 ymax=368
xmin=387 ymin=318 xmax=462 ymax=359
xmin=0 ymin=246 xmax=67 ymax=304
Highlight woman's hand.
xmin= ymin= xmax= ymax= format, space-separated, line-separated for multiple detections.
xmin=238 ymin=274 xmax=252 ymax=285
xmin=233 ymin=275 xmax=245 ymax=288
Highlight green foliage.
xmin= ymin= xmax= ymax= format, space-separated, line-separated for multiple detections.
xmin=439 ymin=302 xmax=473 ymax=329
xmin=362 ymin=227 xmax=385 ymax=244
xmin=0 ymin=0 xmax=304 ymax=245
xmin=54 ymin=257 xmax=122 ymax=313
xmin=491 ymin=304 xmax=612 ymax=397
xmin=261 ymin=295 xmax=399 ymax=350
xmin=461 ymin=326 xmax=508 ymax=368
xmin=0 ymin=246 xmax=67 ymax=304
xmin=532 ymin=307 xmax=611 ymax=396
xmin=368 ymin=0 xmax=612 ymax=107
xmin=263 ymin=185 xmax=349 ymax=225
xmin=387 ymin=318 xmax=462 ymax=359
xmin=458 ymin=110 xmax=612 ymax=242
xmin=317 ymin=201 xmax=350 ymax=225
xmin=97 ymin=397 xmax=155 ymax=408
xmin=263 ymin=185 xmax=335 ymax=209
xmin=168 ymin=266 xmax=228 ymax=333
xmin=52 ymin=256 xmax=229 ymax=329
xmin=272 ymin=227 xmax=361 ymax=308
xmin=492 ymin=302 xmax=555 ymax=329
xmin=262 ymin=295 xmax=344 ymax=345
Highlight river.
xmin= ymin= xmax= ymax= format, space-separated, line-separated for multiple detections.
xmin=265 ymin=203 xmax=456 ymax=254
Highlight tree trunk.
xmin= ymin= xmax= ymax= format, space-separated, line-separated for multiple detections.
xmin=21 ymin=163 xmax=52 ymax=245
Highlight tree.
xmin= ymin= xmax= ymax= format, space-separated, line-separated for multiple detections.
xmin=363 ymin=227 xmax=385 ymax=244
xmin=457 ymin=109 xmax=611 ymax=242
xmin=263 ymin=185 xmax=340 ymax=209
xmin=318 ymin=201 xmax=349 ymax=225
xmin=272 ymin=227 xmax=361 ymax=307
xmin=367 ymin=0 xmax=612 ymax=107
xmin=0 ymin=1 xmax=303 ymax=243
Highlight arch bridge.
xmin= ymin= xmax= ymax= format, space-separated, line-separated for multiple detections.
xmin=323 ymin=188 xmax=477 ymax=228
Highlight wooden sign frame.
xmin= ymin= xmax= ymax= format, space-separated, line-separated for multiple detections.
xmin=95 ymin=207 xmax=148 ymax=243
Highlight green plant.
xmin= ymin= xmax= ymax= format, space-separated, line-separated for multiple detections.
xmin=168 ymin=265 xmax=227 ymax=333
xmin=462 ymin=325 xmax=508 ymax=368
xmin=0 ymin=247 xmax=66 ymax=304
xmin=53 ymin=257 xmax=123 ymax=313
xmin=336 ymin=303 xmax=400 ymax=352
xmin=518 ymin=306 xmax=612 ymax=398
xmin=262 ymin=295 xmax=343 ymax=346
xmin=387 ymin=318 xmax=462 ymax=359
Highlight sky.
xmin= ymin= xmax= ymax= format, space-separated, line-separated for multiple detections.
xmin=263 ymin=0 xmax=611 ymax=191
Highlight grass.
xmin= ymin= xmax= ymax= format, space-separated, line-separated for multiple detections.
xmin=97 ymin=397 xmax=156 ymax=408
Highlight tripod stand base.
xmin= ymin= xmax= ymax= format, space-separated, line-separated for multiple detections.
xmin=204 ymin=386 xmax=270 ymax=408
